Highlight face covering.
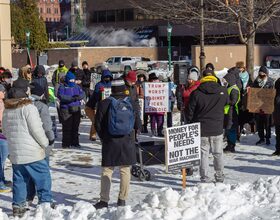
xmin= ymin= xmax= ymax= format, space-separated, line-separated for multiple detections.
xmin=104 ymin=78 xmax=111 ymax=83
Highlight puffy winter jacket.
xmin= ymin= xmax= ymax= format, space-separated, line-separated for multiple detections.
xmin=32 ymin=95 xmax=55 ymax=142
xmin=57 ymin=84 xmax=85 ymax=109
xmin=2 ymin=98 xmax=49 ymax=164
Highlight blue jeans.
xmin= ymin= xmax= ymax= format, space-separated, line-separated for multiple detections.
xmin=12 ymin=159 xmax=52 ymax=207
xmin=0 ymin=139 xmax=9 ymax=184
xmin=26 ymin=157 xmax=50 ymax=201
xmin=226 ymin=127 xmax=237 ymax=146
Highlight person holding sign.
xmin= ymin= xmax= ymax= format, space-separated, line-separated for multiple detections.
xmin=186 ymin=70 xmax=228 ymax=183
xmin=223 ymin=68 xmax=241 ymax=153
xmin=252 ymin=66 xmax=274 ymax=146
xmin=85 ymin=70 xmax=113 ymax=141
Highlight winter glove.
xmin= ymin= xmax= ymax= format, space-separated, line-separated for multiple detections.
xmin=49 ymin=139 xmax=55 ymax=146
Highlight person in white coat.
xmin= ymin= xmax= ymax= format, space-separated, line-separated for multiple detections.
xmin=2 ymin=78 xmax=52 ymax=218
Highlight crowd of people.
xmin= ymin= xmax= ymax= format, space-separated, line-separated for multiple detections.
xmin=0 ymin=59 xmax=279 ymax=216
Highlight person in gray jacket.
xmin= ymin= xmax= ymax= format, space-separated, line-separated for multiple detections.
xmin=2 ymin=79 xmax=52 ymax=218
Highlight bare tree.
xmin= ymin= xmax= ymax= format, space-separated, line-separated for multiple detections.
xmin=130 ymin=0 xmax=280 ymax=79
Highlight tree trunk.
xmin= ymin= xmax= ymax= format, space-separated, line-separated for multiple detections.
xmin=246 ymin=34 xmax=255 ymax=81
xmin=246 ymin=0 xmax=255 ymax=81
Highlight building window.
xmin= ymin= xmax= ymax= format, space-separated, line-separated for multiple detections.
xmin=107 ymin=10 xmax=115 ymax=22
xmin=54 ymin=8 xmax=58 ymax=14
xmin=99 ymin=10 xmax=106 ymax=23
xmin=47 ymin=8 xmax=51 ymax=14
xmin=124 ymin=9 xmax=134 ymax=21
xmin=91 ymin=11 xmax=98 ymax=23
xmin=46 ymin=18 xmax=48 ymax=21
xmin=116 ymin=9 xmax=124 ymax=22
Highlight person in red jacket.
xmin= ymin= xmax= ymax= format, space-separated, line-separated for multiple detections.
xmin=183 ymin=68 xmax=201 ymax=119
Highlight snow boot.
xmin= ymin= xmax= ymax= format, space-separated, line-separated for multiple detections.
xmin=0 ymin=183 xmax=11 ymax=193
xmin=272 ymin=150 xmax=280 ymax=156
xmin=13 ymin=206 xmax=29 ymax=218
xmin=223 ymin=144 xmax=235 ymax=153
xmin=94 ymin=201 xmax=108 ymax=210
xmin=141 ymin=126 xmax=148 ymax=134
xmin=117 ymin=199 xmax=126 ymax=207
xmin=266 ymin=138 xmax=270 ymax=145
xmin=90 ymin=136 xmax=96 ymax=141
xmin=215 ymin=174 xmax=225 ymax=183
xmin=4 ymin=180 xmax=12 ymax=187
xmin=151 ymin=129 xmax=156 ymax=137
xmin=256 ymin=139 xmax=265 ymax=145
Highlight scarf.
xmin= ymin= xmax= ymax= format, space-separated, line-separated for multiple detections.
xmin=200 ymin=75 xmax=218 ymax=84
xmin=239 ymin=71 xmax=249 ymax=90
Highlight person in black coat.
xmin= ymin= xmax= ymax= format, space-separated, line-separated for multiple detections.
xmin=32 ymin=65 xmax=49 ymax=103
xmin=81 ymin=61 xmax=92 ymax=101
xmin=223 ymin=68 xmax=241 ymax=153
xmin=253 ymin=66 xmax=274 ymax=145
xmin=273 ymin=78 xmax=280 ymax=156
xmin=94 ymin=78 xmax=141 ymax=209
xmin=186 ymin=74 xmax=228 ymax=183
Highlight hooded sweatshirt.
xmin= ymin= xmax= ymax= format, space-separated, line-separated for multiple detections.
xmin=186 ymin=76 xmax=228 ymax=137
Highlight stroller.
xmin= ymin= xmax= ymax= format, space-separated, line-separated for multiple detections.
xmin=131 ymin=141 xmax=165 ymax=181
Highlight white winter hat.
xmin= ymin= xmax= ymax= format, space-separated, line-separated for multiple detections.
xmin=188 ymin=71 xmax=199 ymax=81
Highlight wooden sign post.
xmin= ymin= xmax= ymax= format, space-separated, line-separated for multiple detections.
xmin=182 ymin=168 xmax=187 ymax=189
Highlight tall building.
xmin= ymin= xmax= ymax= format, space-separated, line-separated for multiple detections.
xmin=38 ymin=0 xmax=61 ymax=23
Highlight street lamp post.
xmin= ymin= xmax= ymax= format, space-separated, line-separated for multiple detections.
xmin=199 ymin=0 xmax=205 ymax=72
xmin=26 ymin=31 xmax=31 ymax=65
xmin=167 ymin=23 xmax=173 ymax=71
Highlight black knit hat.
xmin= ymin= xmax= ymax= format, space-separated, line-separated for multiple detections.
xmin=206 ymin=63 xmax=215 ymax=70
xmin=30 ymin=82 xmax=45 ymax=96
xmin=148 ymin=72 xmax=158 ymax=81
xmin=111 ymin=78 xmax=126 ymax=94
xmin=259 ymin=66 xmax=269 ymax=75
xmin=82 ymin=61 xmax=88 ymax=66
xmin=8 ymin=87 xmax=28 ymax=99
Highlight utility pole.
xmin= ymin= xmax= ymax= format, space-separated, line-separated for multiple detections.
xmin=199 ymin=0 xmax=205 ymax=72
xmin=167 ymin=22 xmax=173 ymax=71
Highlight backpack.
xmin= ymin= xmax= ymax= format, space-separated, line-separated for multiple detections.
xmin=107 ymin=96 xmax=135 ymax=136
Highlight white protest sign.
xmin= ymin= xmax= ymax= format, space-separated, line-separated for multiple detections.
xmin=144 ymin=82 xmax=170 ymax=113
xmin=102 ymin=88 xmax=111 ymax=100
xmin=139 ymin=98 xmax=144 ymax=121
xmin=165 ymin=123 xmax=201 ymax=172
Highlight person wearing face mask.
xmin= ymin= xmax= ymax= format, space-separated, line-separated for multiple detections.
xmin=0 ymin=70 xmax=13 ymax=94
xmin=52 ymin=60 xmax=68 ymax=96
xmin=223 ymin=67 xmax=241 ymax=153
xmin=253 ymin=66 xmax=274 ymax=145
xmin=69 ymin=61 xmax=85 ymax=88
xmin=235 ymin=62 xmax=254 ymax=140
xmin=81 ymin=61 xmax=92 ymax=101
xmin=85 ymin=69 xmax=113 ymax=141
xmin=32 ymin=65 xmax=49 ymax=103
xmin=57 ymin=72 xmax=85 ymax=148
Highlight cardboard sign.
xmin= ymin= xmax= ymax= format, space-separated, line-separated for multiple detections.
xmin=144 ymin=82 xmax=170 ymax=113
xmin=139 ymin=98 xmax=144 ymax=121
xmin=101 ymin=88 xmax=112 ymax=100
xmin=247 ymin=88 xmax=276 ymax=114
xmin=165 ymin=123 xmax=201 ymax=172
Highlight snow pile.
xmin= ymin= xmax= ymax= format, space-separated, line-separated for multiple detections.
xmin=3 ymin=176 xmax=280 ymax=220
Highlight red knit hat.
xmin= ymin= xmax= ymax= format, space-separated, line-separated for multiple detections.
xmin=125 ymin=70 xmax=137 ymax=83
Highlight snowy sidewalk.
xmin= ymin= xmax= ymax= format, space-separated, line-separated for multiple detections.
xmin=0 ymin=115 xmax=280 ymax=219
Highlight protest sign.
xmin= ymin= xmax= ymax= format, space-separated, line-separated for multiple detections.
xmin=165 ymin=123 xmax=201 ymax=173
xmin=139 ymin=98 xmax=144 ymax=121
xmin=101 ymin=88 xmax=112 ymax=100
xmin=247 ymin=87 xmax=276 ymax=114
xmin=144 ymin=82 xmax=170 ymax=113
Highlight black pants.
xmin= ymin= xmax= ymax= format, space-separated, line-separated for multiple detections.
xmin=275 ymin=125 xmax=280 ymax=151
xmin=256 ymin=114 xmax=272 ymax=140
xmin=60 ymin=109 xmax=81 ymax=147
xmin=167 ymin=103 xmax=174 ymax=128
xmin=143 ymin=113 xmax=149 ymax=128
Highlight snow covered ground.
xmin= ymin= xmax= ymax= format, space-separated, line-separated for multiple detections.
xmin=0 ymin=113 xmax=280 ymax=219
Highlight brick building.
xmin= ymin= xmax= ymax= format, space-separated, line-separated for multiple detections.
xmin=38 ymin=0 xmax=61 ymax=23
